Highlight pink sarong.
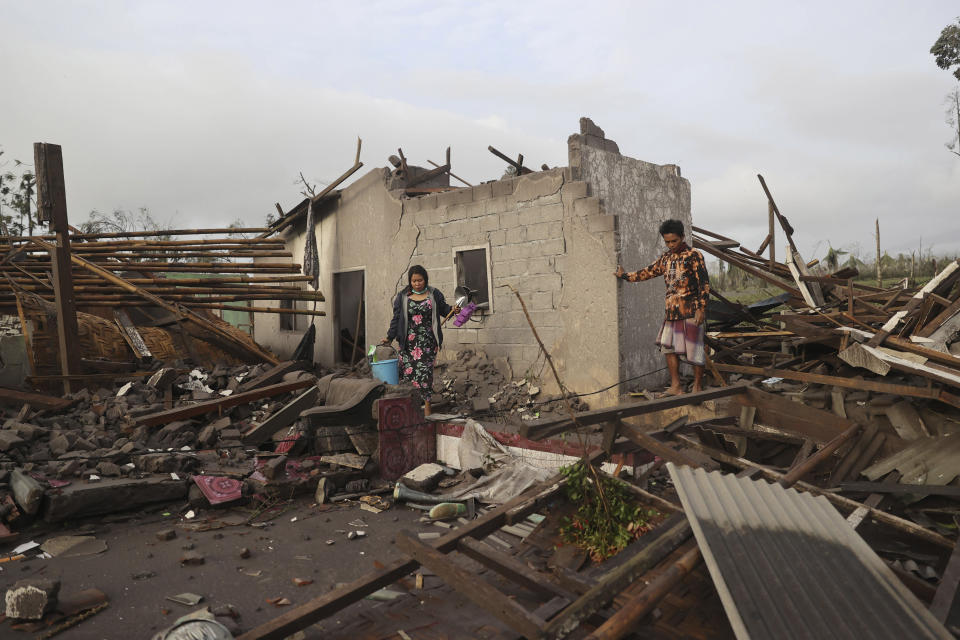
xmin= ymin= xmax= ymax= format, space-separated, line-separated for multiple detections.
xmin=656 ymin=318 xmax=705 ymax=366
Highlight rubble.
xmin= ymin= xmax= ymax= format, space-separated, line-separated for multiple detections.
xmin=5 ymin=578 xmax=60 ymax=620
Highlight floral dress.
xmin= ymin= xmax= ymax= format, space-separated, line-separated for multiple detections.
xmin=399 ymin=297 xmax=437 ymax=401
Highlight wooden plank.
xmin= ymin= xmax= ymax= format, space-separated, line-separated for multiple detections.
xmin=837 ymin=481 xmax=960 ymax=498
xmin=396 ymin=532 xmax=547 ymax=639
xmin=715 ymin=363 xmax=942 ymax=401
xmin=0 ymin=387 xmax=72 ymax=411
xmin=542 ymin=516 xmax=693 ymax=638
xmin=868 ymin=260 xmax=960 ymax=347
xmin=242 ymin=386 xmax=320 ymax=445
xmin=778 ymin=425 xmax=860 ymax=487
xmin=916 ymin=295 xmax=960 ymax=338
xmin=731 ymin=387 xmax=854 ymax=444
xmin=113 ymin=309 xmax=152 ymax=359
xmin=133 ymin=379 xmax=314 ymax=427
xmin=237 ymin=360 xmax=309 ymax=393
xmin=616 ymin=423 xmax=703 ymax=468
xmin=34 ymin=142 xmax=81 ymax=394
xmin=520 ymin=384 xmax=749 ymax=441
xmin=693 ymin=237 xmax=801 ymax=298
xmin=585 ymin=544 xmax=701 ymax=640
xmin=30 ymin=237 xmax=280 ymax=365
xmin=236 ymin=468 xmax=578 ymax=640
xmin=458 ymin=537 xmax=573 ymax=601
xmin=930 ymin=532 xmax=960 ymax=623
xmin=847 ymin=472 xmax=901 ymax=530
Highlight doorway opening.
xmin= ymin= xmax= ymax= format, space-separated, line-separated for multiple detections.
xmin=334 ymin=269 xmax=365 ymax=364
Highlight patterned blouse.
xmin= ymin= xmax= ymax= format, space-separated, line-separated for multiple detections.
xmin=625 ymin=242 xmax=710 ymax=320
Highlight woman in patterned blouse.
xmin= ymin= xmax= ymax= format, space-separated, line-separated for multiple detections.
xmin=381 ymin=265 xmax=458 ymax=416
xmin=615 ymin=219 xmax=710 ymax=395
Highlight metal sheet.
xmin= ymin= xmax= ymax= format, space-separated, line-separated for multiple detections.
xmin=862 ymin=435 xmax=960 ymax=486
xmin=667 ymin=463 xmax=952 ymax=640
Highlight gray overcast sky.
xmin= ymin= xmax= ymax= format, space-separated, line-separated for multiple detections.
xmin=2 ymin=1 xmax=959 ymax=262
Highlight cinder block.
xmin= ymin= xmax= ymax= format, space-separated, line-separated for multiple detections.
xmin=500 ymin=211 xmax=520 ymax=229
xmin=533 ymin=203 xmax=565 ymax=223
xmin=529 ymin=238 xmax=566 ymax=257
xmin=414 ymin=210 xmax=432 ymax=227
xmin=478 ymin=214 xmax=500 ymax=232
xmin=424 ymin=225 xmax=444 ymax=240
xmin=587 ymin=215 xmax=617 ymax=233
xmin=525 ymin=222 xmax=553 ymax=241
xmin=459 ymin=219 xmax=481 ymax=237
xmin=463 ymin=201 xmax=486 ymax=219
xmin=447 ymin=204 xmax=468 ymax=221
xmin=437 ymin=188 xmax=473 ymax=208
xmin=514 ymin=171 xmax=564 ymax=202
xmin=471 ymin=182 xmax=494 ymax=201
xmin=529 ymin=290 xmax=555 ymax=310
xmin=526 ymin=257 xmax=554 ymax=275
xmin=505 ymin=226 xmax=526 ymax=244
xmin=420 ymin=195 xmax=439 ymax=210
xmin=404 ymin=198 xmax=421 ymax=214
xmin=454 ymin=328 xmax=478 ymax=344
xmin=488 ymin=230 xmax=506 ymax=246
xmin=573 ymin=197 xmax=601 ymax=216
xmin=561 ymin=181 xmax=589 ymax=199
xmin=492 ymin=178 xmax=516 ymax=197
xmin=524 ymin=273 xmax=562 ymax=292
xmin=429 ymin=209 xmax=449 ymax=226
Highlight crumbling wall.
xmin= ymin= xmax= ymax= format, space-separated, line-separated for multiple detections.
xmin=570 ymin=118 xmax=692 ymax=389
xmin=401 ymin=168 xmax=620 ymax=404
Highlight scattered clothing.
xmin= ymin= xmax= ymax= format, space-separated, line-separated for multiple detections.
xmin=626 ymin=242 xmax=710 ymax=320
xmin=657 ymin=317 xmax=706 ymax=366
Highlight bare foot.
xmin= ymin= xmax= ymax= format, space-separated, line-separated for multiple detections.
xmin=691 ymin=385 xmax=703 ymax=393
xmin=663 ymin=385 xmax=685 ymax=397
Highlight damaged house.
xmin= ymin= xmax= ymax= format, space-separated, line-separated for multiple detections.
xmin=258 ymin=118 xmax=691 ymax=405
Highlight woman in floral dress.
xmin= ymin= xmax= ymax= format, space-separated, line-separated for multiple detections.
xmin=382 ymin=265 xmax=457 ymax=415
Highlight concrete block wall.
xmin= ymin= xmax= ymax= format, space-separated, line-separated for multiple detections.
xmin=399 ymin=167 xmax=620 ymax=402
xmin=569 ymin=118 xmax=693 ymax=390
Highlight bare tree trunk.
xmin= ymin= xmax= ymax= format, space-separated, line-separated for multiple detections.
xmin=910 ymin=252 xmax=916 ymax=287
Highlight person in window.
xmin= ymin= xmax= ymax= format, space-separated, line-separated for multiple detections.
xmin=381 ymin=265 xmax=458 ymax=416
xmin=615 ymin=219 xmax=710 ymax=395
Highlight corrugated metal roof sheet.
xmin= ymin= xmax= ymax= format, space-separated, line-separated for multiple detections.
xmin=862 ymin=434 xmax=960 ymax=486
xmin=667 ymin=463 xmax=952 ymax=640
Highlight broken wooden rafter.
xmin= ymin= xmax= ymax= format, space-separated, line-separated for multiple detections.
xmin=867 ymin=259 xmax=959 ymax=347
xmin=488 ymin=145 xmax=533 ymax=175
xmin=520 ymin=383 xmax=750 ymax=441
xmin=262 ymin=138 xmax=362 ymax=238
xmin=30 ymin=237 xmax=280 ymax=365
xmin=236 ymin=460 xmax=586 ymax=640
xmin=405 ymin=147 xmax=451 ymax=188
xmin=428 ymin=158 xmax=472 ymax=187
xmin=132 ymin=378 xmax=315 ymax=427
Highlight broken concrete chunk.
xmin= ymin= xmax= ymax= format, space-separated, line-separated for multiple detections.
xmin=262 ymin=455 xmax=288 ymax=480
xmin=5 ymin=578 xmax=60 ymax=620
xmin=401 ymin=463 xmax=447 ymax=493
xmin=0 ymin=430 xmax=25 ymax=452
xmin=180 ymin=551 xmax=205 ymax=566
xmin=156 ymin=529 xmax=177 ymax=541
xmin=11 ymin=469 xmax=43 ymax=515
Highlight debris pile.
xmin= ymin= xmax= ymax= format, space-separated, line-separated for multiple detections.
xmin=434 ymin=349 xmax=587 ymax=418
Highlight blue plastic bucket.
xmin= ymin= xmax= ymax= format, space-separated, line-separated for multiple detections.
xmin=371 ymin=358 xmax=399 ymax=385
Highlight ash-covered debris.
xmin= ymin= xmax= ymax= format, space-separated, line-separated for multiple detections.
xmin=432 ymin=349 xmax=589 ymax=419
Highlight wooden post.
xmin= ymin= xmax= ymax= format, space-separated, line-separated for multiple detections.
xmin=875 ymin=218 xmax=881 ymax=287
xmin=33 ymin=143 xmax=80 ymax=394
xmin=768 ymin=200 xmax=775 ymax=270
